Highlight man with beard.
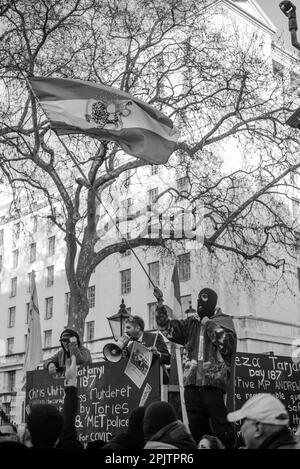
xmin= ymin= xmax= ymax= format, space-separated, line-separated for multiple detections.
xmin=154 ymin=286 xmax=237 ymax=448
xmin=44 ymin=328 xmax=92 ymax=376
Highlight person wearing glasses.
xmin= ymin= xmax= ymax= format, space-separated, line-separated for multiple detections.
xmin=155 ymin=286 xmax=237 ymax=448
xmin=44 ymin=328 xmax=92 ymax=377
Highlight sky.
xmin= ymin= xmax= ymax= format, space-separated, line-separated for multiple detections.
xmin=256 ymin=0 xmax=300 ymax=52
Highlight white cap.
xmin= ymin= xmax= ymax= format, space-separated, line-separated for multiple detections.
xmin=227 ymin=394 xmax=289 ymax=426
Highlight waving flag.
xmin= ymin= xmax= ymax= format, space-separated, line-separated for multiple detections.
xmin=28 ymin=77 xmax=180 ymax=164
xmin=21 ymin=271 xmax=43 ymax=390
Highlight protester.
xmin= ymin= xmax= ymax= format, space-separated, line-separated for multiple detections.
xmin=227 ymin=393 xmax=300 ymax=449
xmin=155 ymin=286 xmax=237 ymax=448
xmin=101 ymin=406 xmax=146 ymax=450
xmin=124 ymin=315 xmax=170 ymax=365
xmin=44 ymin=328 xmax=92 ymax=376
xmin=143 ymin=401 xmax=197 ymax=449
xmin=198 ymin=434 xmax=225 ymax=449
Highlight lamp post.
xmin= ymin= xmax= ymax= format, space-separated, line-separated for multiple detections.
xmin=106 ymin=298 xmax=131 ymax=341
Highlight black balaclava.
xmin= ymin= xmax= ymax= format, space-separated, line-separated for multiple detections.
xmin=197 ymin=287 xmax=217 ymax=320
xmin=60 ymin=328 xmax=80 ymax=354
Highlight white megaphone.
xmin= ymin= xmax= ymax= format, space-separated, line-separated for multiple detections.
xmin=103 ymin=334 xmax=131 ymax=363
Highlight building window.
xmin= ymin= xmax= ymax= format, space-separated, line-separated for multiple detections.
xmin=32 ymin=215 xmax=38 ymax=233
xmin=178 ymin=253 xmax=191 ymax=281
xmin=148 ymin=261 xmax=159 ymax=287
xmin=181 ymin=294 xmax=192 ymax=314
xmin=121 ymin=269 xmax=131 ymax=294
xmin=13 ymin=222 xmax=20 ymax=242
xmin=45 ymin=297 xmax=53 ymax=319
xmin=176 ymin=176 xmax=189 ymax=194
xmin=29 ymin=242 xmax=36 ymax=263
xmin=44 ymin=330 xmax=52 ymax=348
xmin=121 ymin=198 xmax=132 ymax=217
xmin=148 ymin=187 xmax=158 ymax=205
xmin=65 ymin=292 xmax=70 ymax=315
xmin=48 ymin=236 xmax=56 ymax=256
xmin=0 ymin=228 xmax=4 ymax=246
xmin=10 ymin=277 xmax=17 ymax=297
xmin=47 ymin=216 xmax=56 ymax=233
xmin=87 ymin=286 xmax=95 ymax=308
xmin=25 ymin=302 xmax=30 ymax=324
xmin=27 ymin=272 xmax=33 ymax=293
xmin=12 ymin=249 xmax=19 ymax=269
xmin=150 ymin=165 xmax=159 ymax=176
xmin=7 ymin=338 xmax=14 ymax=355
xmin=46 ymin=265 xmax=54 ymax=287
xmin=7 ymin=371 xmax=16 ymax=392
xmin=148 ymin=302 xmax=157 ymax=329
xmin=8 ymin=306 xmax=16 ymax=328
xmin=86 ymin=321 xmax=95 ymax=341
xmin=24 ymin=334 xmax=28 ymax=351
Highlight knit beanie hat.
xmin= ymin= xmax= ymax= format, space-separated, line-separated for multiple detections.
xmin=143 ymin=401 xmax=177 ymax=440
xmin=60 ymin=328 xmax=80 ymax=346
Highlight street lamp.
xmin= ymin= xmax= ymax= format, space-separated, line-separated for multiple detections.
xmin=279 ymin=1 xmax=300 ymax=51
xmin=106 ymin=298 xmax=131 ymax=341
xmin=280 ymin=2 xmax=300 ymax=129
xmin=184 ymin=300 xmax=197 ymax=317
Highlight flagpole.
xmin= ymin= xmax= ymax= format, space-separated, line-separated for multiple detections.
xmin=57 ymin=136 xmax=157 ymax=289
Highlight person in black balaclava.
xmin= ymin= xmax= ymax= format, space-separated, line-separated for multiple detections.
xmin=154 ymin=286 xmax=237 ymax=449
xmin=44 ymin=328 xmax=92 ymax=376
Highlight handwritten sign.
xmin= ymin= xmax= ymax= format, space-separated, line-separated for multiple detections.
xmin=25 ymin=359 xmax=161 ymax=445
xmin=229 ymin=352 xmax=300 ymax=432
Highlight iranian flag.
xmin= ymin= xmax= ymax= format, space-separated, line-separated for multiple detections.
xmin=28 ymin=77 xmax=180 ymax=164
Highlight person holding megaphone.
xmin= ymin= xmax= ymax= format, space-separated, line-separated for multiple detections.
xmin=103 ymin=315 xmax=170 ymax=366
xmin=123 ymin=316 xmax=170 ymax=365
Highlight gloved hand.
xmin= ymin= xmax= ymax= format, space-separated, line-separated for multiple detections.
xmin=155 ymin=304 xmax=169 ymax=328
xmin=153 ymin=286 xmax=163 ymax=300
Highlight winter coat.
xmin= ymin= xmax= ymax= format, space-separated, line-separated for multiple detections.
xmin=157 ymin=308 xmax=236 ymax=392
xmin=143 ymin=420 xmax=197 ymax=450
xmin=43 ymin=343 xmax=92 ymax=371
xmin=257 ymin=427 xmax=300 ymax=449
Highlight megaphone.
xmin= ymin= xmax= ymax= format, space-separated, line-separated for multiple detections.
xmin=103 ymin=334 xmax=131 ymax=363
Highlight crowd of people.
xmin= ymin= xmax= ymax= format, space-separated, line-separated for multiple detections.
xmin=1 ymin=286 xmax=299 ymax=451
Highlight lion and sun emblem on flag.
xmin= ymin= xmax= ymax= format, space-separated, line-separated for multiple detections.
xmin=85 ymin=98 xmax=132 ymax=130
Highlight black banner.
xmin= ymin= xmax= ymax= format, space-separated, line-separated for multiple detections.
xmin=229 ymin=352 xmax=300 ymax=432
xmin=25 ymin=359 xmax=161 ymax=446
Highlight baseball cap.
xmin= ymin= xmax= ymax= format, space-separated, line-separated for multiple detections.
xmin=227 ymin=393 xmax=289 ymax=426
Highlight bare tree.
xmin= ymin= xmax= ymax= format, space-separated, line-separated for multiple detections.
xmin=0 ymin=0 xmax=300 ymax=336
